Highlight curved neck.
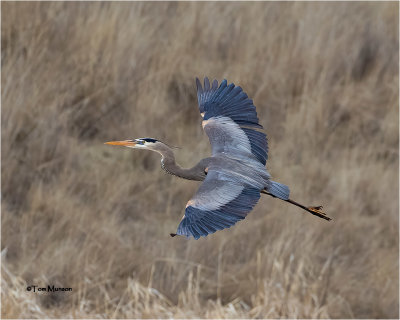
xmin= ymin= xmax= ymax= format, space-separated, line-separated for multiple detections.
xmin=155 ymin=144 xmax=208 ymax=181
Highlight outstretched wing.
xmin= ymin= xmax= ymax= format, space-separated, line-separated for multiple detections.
xmin=175 ymin=169 xmax=261 ymax=239
xmin=196 ymin=77 xmax=268 ymax=165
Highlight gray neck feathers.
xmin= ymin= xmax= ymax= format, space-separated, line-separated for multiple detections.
xmin=155 ymin=143 xmax=207 ymax=181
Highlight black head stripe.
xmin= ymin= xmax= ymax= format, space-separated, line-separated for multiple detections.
xmin=142 ymin=138 xmax=158 ymax=143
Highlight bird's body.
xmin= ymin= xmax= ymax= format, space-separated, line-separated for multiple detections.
xmin=106 ymin=77 xmax=330 ymax=239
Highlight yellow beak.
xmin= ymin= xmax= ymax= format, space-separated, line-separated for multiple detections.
xmin=104 ymin=140 xmax=136 ymax=147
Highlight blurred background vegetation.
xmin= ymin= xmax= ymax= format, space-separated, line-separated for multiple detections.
xmin=1 ymin=1 xmax=398 ymax=318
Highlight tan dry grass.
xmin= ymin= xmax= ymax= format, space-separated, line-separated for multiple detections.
xmin=1 ymin=1 xmax=399 ymax=318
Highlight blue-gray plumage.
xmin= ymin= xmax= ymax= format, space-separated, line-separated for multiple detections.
xmin=105 ymin=77 xmax=331 ymax=240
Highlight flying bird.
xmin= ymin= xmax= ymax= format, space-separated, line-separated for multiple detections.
xmin=105 ymin=77 xmax=331 ymax=239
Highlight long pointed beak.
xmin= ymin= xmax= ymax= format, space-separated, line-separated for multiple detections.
xmin=104 ymin=140 xmax=136 ymax=147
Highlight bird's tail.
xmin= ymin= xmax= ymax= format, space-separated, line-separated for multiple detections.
xmin=265 ymin=181 xmax=290 ymax=200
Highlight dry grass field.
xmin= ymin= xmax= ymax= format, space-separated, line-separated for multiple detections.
xmin=1 ymin=1 xmax=399 ymax=318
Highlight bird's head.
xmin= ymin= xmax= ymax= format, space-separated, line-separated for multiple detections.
xmin=105 ymin=138 xmax=161 ymax=150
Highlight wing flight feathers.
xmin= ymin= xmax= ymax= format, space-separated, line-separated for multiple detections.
xmin=176 ymin=170 xmax=261 ymax=239
xmin=196 ymin=77 xmax=268 ymax=165
xmin=175 ymin=77 xmax=271 ymax=239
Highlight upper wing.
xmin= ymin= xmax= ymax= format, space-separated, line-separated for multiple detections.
xmin=175 ymin=169 xmax=261 ymax=239
xmin=196 ymin=77 xmax=268 ymax=165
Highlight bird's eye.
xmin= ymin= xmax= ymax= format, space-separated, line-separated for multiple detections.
xmin=137 ymin=140 xmax=144 ymax=145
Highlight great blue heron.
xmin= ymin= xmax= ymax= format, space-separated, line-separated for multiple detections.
xmin=105 ymin=77 xmax=331 ymax=239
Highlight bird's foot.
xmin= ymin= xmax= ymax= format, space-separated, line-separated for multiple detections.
xmin=308 ymin=205 xmax=324 ymax=214
xmin=307 ymin=206 xmax=332 ymax=221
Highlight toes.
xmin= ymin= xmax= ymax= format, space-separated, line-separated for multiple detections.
xmin=309 ymin=206 xmax=324 ymax=212
xmin=308 ymin=206 xmax=327 ymax=215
